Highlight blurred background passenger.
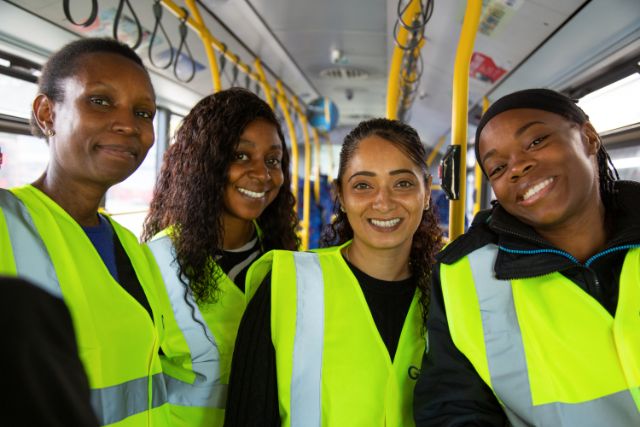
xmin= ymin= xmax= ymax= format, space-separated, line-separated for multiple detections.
xmin=414 ymin=89 xmax=640 ymax=426
xmin=0 ymin=38 xmax=170 ymax=426
xmin=225 ymin=118 xmax=442 ymax=426
xmin=142 ymin=88 xmax=298 ymax=427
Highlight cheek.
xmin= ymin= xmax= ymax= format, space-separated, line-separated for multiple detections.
xmin=271 ymin=169 xmax=285 ymax=187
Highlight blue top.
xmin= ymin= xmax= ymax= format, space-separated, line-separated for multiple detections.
xmin=82 ymin=214 xmax=119 ymax=281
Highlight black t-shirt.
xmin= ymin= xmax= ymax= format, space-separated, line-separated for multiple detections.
xmin=216 ymin=236 xmax=261 ymax=292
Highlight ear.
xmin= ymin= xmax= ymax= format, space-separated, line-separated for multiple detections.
xmin=424 ymin=174 xmax=433 ymax=209
xmin=581 ymin=121 xmax=601 ymax=156
xmin=33 ymin=94 xmax=54 ymax=135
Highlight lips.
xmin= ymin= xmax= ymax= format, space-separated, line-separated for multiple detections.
xmin=237 ymin=187 xmax=267 ymax=199
xmin=518 ymin=177 xmax=555 ymax=205
xmin=96 ymin=144 xmax=137 ymax=160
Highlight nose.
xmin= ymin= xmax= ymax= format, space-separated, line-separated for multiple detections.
xmin=509 ymin=156 xmax=534 ymax=182
xmin=372 ymin=186 xmax=395 ymax=212
xmin=111 ymin=108 xmax=140 ymax=135
xmin=248 ymin=159 xmax=271 ymax=181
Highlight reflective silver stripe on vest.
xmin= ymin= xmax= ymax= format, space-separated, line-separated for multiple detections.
xmin=91 ymin=373 xmax=167 ymax=425
xmin=290 ymin=252 xmax=324 ymax=427
xmin=468 ymin=244 xmax=640 ymax=427
xmin=148 ymin=235 xmax=227 ymax=408
xmin=0 ymin=189 xmax=61 ymax=297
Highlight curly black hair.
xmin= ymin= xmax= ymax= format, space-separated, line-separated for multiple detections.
xmin=31 ymin=37 xmax=150 ymax=138
xmin=320 ymin=118 xmax=443 ymax=330
xmin=142 ymin=88 xmax=299 ymax=304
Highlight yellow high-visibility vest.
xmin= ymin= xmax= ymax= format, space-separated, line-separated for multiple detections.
xmin=247 ymin=243 xmax=425 ymax=427
xmin=0 ymin=186 xmax=171 ymax=427
xmin=147 ymin=229 xmax=251 ymax=427
xmin=441 ymin=244 xmax=640 ymax=426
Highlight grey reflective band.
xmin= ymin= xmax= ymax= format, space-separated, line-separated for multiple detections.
xmin=290 ymin=252 xmax=325 ymax=427
xmin=91 ymin=373 xmax=167 ymax=426
xmin=468 ymin=245 xmax=640 ymax=426
xmin=0 ymin=189 xmax=61 ymax=297
xmin=148 ymin=235 xmax=226 ymax=408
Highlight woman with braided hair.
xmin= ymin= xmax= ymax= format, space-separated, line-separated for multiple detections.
xmin=414 ymin=88 xmax=640 ymax=426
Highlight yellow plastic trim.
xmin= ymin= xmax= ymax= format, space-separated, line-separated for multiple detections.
xmin=275 ymin=81 xmax=299 ymax=210
xmin=473 ymin=96 xmax=490 ymax=215
xmin=292 ymin=96 xmax=312 ymax=251
xmin=448 ymin=0 xmax=482 ymax=240
xmin=426 ymin=134 xmax=447 ymax=167
xmin=254 ymin=58 xmax=275 ymax=109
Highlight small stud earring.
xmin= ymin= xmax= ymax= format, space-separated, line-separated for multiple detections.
xmin=45 ymin=129 xmax=55 ymax=137
xmin=424 ymin=203 xmax=430 ymax=211
xmin=339 ymin=206 xmax=345 ymax=212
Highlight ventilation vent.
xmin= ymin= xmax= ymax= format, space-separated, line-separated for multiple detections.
xmin=319 ymin=67 xmax=369 ymax=80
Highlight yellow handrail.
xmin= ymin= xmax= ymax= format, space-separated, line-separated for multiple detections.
xmin=472 ymin=96 xmax=490 ymax=215
xmin=312 ymin=128 xmax=321 ymax=202
xmin=254 ymin=58 xmax=275 ymax=109
xmin=386 ymin=0 xmax=423 ymax=119
xmin=426 ymin=134 xmax=447 ymax=167
xmin=183 ymin=0 xmax=221 ymax=91
xmin=275 ymin=81 xmax=299 ymax=208
xmin=292 ymin=96 xmax=312 ymax=251
xmin=449 ymin=0 xmax=482 ymax=240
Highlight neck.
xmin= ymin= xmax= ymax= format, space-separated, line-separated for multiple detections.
xmin=222 ymin=214 xmax=255 ymax=250
xmin=344 ymin=238 xmax=411 ymax=281
xmin=32 ymin=171 xmax=105 ymax=227
xmin=535 ymin=202 xmax=607 ymax=264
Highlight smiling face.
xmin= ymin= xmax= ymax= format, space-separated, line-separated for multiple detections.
xmin=35 ymin=52 xmax=156 ymax=189
xmin=222 ymin=118 xmax=285 ymax=225
xmin=339 ymin=135 xmax=430 ymax=252
xmin=479 ymin=108 xmax=600 ymax=231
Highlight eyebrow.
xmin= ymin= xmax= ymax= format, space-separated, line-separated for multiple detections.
xmin=481 ymin=120 xmax=546 ymax=166
xmin=348 ymin=169 xmax=417 ymax=182
xmin=237 ymin=140 xmax=282 ymax=150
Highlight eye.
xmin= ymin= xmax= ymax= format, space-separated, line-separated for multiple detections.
xmin=136 ymin=110 xmax=155 ymax=120
xmin=528 ymin=135 xmax=549 ymax=149
xmin=266 ymin=158 xmax=281 ymax=167
xmin=396 ymin=179 xmax=414 ymax=188
xmin=234 ymin=152 xmax=249 ymax=161
xmin=90 ymin=96 xmax=110 ymax=106
xmin=488 ymin=164 xmax=505 ymax=178
xmin=353 ymin=182 xmax=371 ymax=190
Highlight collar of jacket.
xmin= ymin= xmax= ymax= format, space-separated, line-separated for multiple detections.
xmin=437 ymin=180 xmax=640 ymax=280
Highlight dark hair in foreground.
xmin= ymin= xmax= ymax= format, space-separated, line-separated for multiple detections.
xmin=142 ymin=88 xmax=299 ymax=304
xmin=320 ymin=118 xmax=443 ymax=329
xmin=31 ymin=37 xmax=150 ymax=137
xmin=475 ymin=88 xmax=620 ymax=209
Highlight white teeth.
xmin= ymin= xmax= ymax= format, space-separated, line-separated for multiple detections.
xmin=238 ymin=187 xmax=266 ymax=199
xmin=370 ymin=218 xmax=401 ymax=228
xmin=523 ymin=178 xmax=553 ymax=201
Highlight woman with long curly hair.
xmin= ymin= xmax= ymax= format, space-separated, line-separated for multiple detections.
xmin=225 ymin=118 xmax=443 ymax=426
xmin=141 ymin=88 xmax=298 ymax=427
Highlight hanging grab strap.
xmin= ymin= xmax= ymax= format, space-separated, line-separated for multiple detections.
xmin=148 ymin=0 xmax=175 ymax=69
xmin=113 ymin=0 xmax=143 ymax=50
xmin=63 ymin=0 xmax=98 ymax=27
xmin=173 ymin=7 xmax=196 ymax=83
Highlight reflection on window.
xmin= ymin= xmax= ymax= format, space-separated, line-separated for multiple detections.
xmin=0 ymin=75 xmax=38 ymax=119
xmin=0 ymin=132 xmax=49 ymax=188
xmin=609 ymin=145 xmax=640 ymax=182
xmin=578 ymin=73 xmax=640 ymax=133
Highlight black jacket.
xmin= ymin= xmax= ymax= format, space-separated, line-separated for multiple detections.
xmin=413 ymin=180 xmax=640 ymax=426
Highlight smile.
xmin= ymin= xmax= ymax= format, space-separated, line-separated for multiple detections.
xmin=237 ymin=187 xmax=266 ymax=199
xmin=98 ymin=145 xmax=137 ymax=159
xmin=369 ymin=218 xmax=401 ymax=228
xmin=522 ymin=177 xmax=554 ymax=201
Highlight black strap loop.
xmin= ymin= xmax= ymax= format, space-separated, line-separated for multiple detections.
xmin=113 ymin=0 xmax=143 ymax=50
xmin=173 ymin=8 xmax=196 ymax=83
xmin=148 ymin=0 xmax=174 ymax=69
xmin=231 ymin=62 xmax=239 ymax=86
xmin=218 ymin=43 xmax=228 ymax=75
xmin=245 ymin=67 xmax=252 ymax=89
xmin=63 ymin=0 xmax=98 ymax=27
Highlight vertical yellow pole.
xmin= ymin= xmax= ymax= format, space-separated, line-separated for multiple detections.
xmin=448 ymin=0 xmax=482 ymax=240
xmin=254 ymin=58 xmax=274 ymax=109
xmin=386 ymin=0 xmax=422 ymax=119
xmin=312 ymin=128 xmax=321 ymax=202
xmin=275 ymin=81 xmax=299 ymax=208
xmin=292 ymin=96 xmax=312 ymax=251
xmin=184 ymin=0 xmax=221 ymax=92
xmin=473 ymin=97 xmax=490 ymax=215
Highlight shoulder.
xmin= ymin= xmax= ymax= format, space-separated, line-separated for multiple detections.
xmin=437 ymin=209 xmax=497 ymax=265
